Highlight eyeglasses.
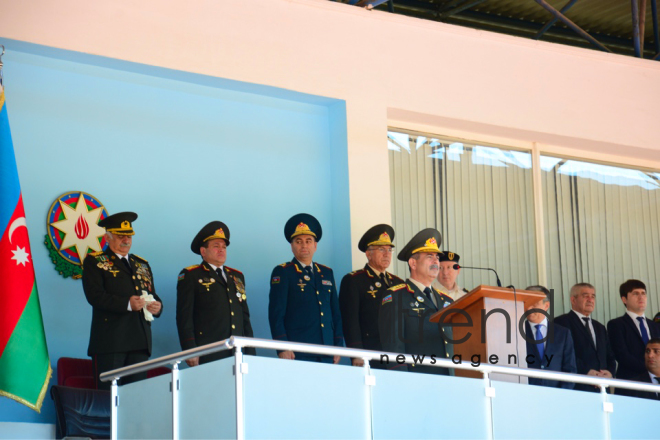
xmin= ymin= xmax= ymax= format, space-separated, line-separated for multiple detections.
xmin=368 ymin=247 xmax=394 ymax=254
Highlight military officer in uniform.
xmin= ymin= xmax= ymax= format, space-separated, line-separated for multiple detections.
xmin=176 ymin=221 xmax=255 ymax=366
xmin=82 ymin=212 xmax=162 ymax=390
xmin=433 ymin=251 xmax=469 ymax=301
xmin=339 ymin=224 xmax=404 ymax=367
xmin=378 ymin=228 xmax=453 ymax=375
xmin=268 ymin=213 xmax=344 ymax=363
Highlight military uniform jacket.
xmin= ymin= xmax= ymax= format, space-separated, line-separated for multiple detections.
xmin=176 ymin=262 xmax=255 ymax=362
xmin=338 ymin=264 xmax=404 ymax=351
xmin=82 ymin=249 xmax=162 ymax=356
xmin=268 ymin=259 xmax=344 ymax=352
xmin=378 ymin=279 xmax=453 ymax=374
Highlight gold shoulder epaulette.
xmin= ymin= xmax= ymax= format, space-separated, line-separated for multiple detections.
xmin=185 ymin=264 xmax=200 ymax=271
xmin=350 ymin=269 xmax=365 ymax=276
xmin=226 ymin=266 xmax=243 ymax=275
xmin=389 ymin=283 xmax=407 ymax=291
xmin=279 ymin=262 xmax=290 ymax=267
xmin=316 ymin=263 xmax=331 ymax=270
xmin=90 ymin=251 xmax=104 ymax=257
xmin=132 ymin=254 xmax=148 ymax=263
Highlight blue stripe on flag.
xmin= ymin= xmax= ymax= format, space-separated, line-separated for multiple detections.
xmin=0 ymin=97 xmax=21 ymax=237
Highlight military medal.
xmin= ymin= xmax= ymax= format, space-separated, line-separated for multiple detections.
xmin=304 ymin=275 xmax=311 ymax=281
xmin=233 ymin=276 xmax=246 ymax=294
xmin=297 ymin=280 xmax=306 ymax=290
xmin=375 ymin=282 xmax=382 ymax=288
xmin=367 ymin=288 xmax=378 ymax=298
xmin=417 ymin=296 xmax=425 ymax=303
xmin=242 ymin=294 xmax=247 ymax=301
xmin=199 ymin=278 xmax=214 ymax=292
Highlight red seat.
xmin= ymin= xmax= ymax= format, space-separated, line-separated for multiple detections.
xmin=57 ymin=357 xmax=170 ymax=389
xmin=147 ymin=366 xmax=171 ymax=378
xmin=57 ymin=357 xmax=94 ymax=389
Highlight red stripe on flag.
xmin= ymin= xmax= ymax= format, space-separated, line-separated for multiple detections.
xmin=0 ymin=195 xmax=36 ymax=357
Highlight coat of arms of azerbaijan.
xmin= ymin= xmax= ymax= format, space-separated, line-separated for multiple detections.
xmin=45 ymin=192 xmax=108 ymax=279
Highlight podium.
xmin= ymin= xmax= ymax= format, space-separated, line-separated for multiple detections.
xmin=430 ymin=285 xmax=546 ymax=382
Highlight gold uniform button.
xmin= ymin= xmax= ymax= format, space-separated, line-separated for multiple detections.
xmin=321 ymin=324 xmax=325 ymax=327
xmin=135 ymin=286 xmax=139 ymax=290
xmin=132 ymin=276 xmax=136 ymax=280
xmin=319 ymin=302 xmax=322 ymax=305
xmin=199 ymin=332 xmax=203 ymax=335
xmin=229 ymin=299 xmax=232 ymax=303
xmin=231 ymin=312 xmax=235 ymax=316
xmin=232 ymin=325 xmax=236 ymax=329
xmin=321 ymin=312 xmax=324 ymax=316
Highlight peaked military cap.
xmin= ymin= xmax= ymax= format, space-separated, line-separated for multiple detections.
xmin=358 ymin=224 xmax=395 ymax=252
xmin=98 ymin=212 xmax=137 ymax=236
xmin=397 ymin=228 xmax=442 ymax=261
xmin=191 ymin=221 xmax=230 ymax=254
xmin=284 ymin=213 xmax=322 ymax=243
xmin=439 ymin=251 xmax=460 ymax=263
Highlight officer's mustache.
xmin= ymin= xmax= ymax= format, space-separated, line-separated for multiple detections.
xmin=430 ymin=264 xmax=439 ymax=270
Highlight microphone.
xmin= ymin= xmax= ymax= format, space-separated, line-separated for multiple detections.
xmin=453 ymin=264 xmax=502 ymax=287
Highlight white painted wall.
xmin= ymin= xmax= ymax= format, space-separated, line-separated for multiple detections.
xmin=1 ymin=0 xmax=659 ymax=264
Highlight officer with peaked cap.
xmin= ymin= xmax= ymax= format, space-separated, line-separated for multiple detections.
xmin=338 ymin=224 xmax=404 ymax=367
xmin=176 ymin=221 xmax=255 ymax=366
xmin=378 ymin=228 xmax=453 ymax=375
xmin=433 ymin=251 xmax=469 ymax=301
xmin=82 ymin=211 xmax=163 ymax=390
xmin=268 ymin=213 xmax=344 ymax=363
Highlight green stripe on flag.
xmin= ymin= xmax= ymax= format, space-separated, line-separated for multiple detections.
xmin=0 ymin=284 xmax=52 ymax=412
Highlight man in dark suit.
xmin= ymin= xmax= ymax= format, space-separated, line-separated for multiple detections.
xmin=176 ymin=221 xmax=255 ymax=366
xmin=523 ymin=285 xmax=576 ymax=389
xmin=555 ymin=283 xmax=616 ymax=391
xmin=268 ymin=213 xmax=344 ymax=363
xmin=379 ymin=228 xmax=453 ymax=375
xmin=339 ymin=224 xmax=404 ymax=368
xmin=617 ymin=338 xmax=660 ymax=400
xmin=82 ymin=212 xmax=163 ymax=390
xmin=607 ymin=279 xmax=660 ymax=386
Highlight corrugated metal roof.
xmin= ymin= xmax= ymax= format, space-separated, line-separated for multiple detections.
xmin=342 ymin=0 xmax=659 ymax=58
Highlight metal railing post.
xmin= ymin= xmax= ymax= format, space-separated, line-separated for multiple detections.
xmin=362 ymin=357 xmax=374 ymax=440
xmin=601 ymin=384 xmax=612 ymax=440
xmin=172 ymin=362 xmax=180 ymax=440
xmin=111 ymin=379 xmax=118 ymax=440
xmin=483 ymin=371 xmax=495 ymax=440
xmin=234 ymin=346 xmax=245 ymax=440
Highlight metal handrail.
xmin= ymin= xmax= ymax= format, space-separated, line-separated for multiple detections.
xmin=100 ymin=336 xmax=660 ymax=394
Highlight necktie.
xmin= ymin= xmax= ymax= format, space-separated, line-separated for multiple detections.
xmin=379 ymin=273 xmax=388 ymax=288
xmin=216 ymin=268 xmax=227 ymax=286
xmin=121 ymin=257 xmax=131 ymax=272
xmin=582 ymin=317 xmax=596 ymax=346
xmin=305 ymin=266 xmax=315 ymax=288
xmin=535 ymin=324 xmax=545 ymax=359
xmin=423 ymin=287 xmax=436 ymax=308
xmin=637 ymin=317 xmax=650 ymax=345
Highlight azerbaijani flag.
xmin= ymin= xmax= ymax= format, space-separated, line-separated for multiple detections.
xmin=0 ymin=86 xmax=52 ymax=412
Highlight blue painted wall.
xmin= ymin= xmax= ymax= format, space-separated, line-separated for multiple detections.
xmin=0 ymin=42 xmax=351 ymax=424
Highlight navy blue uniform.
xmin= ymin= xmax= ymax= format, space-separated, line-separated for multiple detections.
xmin=268 ymin=258 xmax=344 ymax=361
xmin=378 ymin=280 xmax=453 ymax=374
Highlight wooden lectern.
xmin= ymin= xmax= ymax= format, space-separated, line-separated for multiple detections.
xmin=429 ymin=285 xmax=546 ymax=382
